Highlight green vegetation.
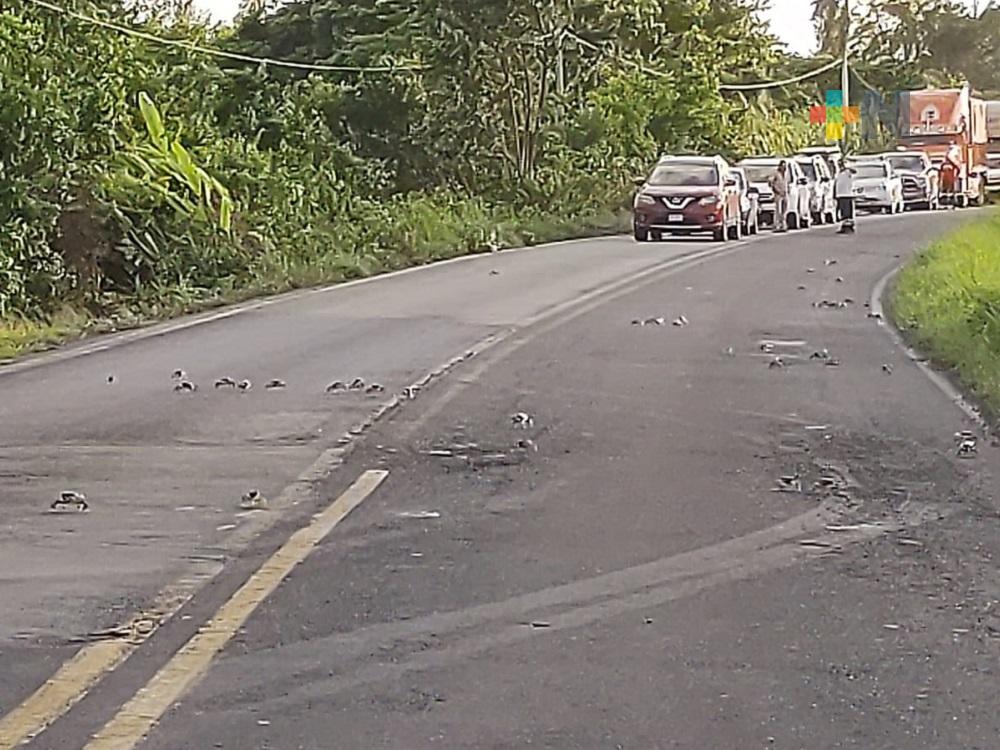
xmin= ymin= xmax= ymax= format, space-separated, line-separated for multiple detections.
xmin=4 ymin=0 xmax=998 ymax=359
xmin=2 ymin=0 xmax=825 ymax=357
xmin=893 ymin=212 xmax=1000 ymax=414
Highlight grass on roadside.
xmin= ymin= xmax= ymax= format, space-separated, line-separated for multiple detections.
xmin=0 ymin=206 xmax=629 ymax=362
xmin=892 ymin=210 xmax=1000 ymax=414
xmin=0 ymin=310 xmax=95 ymax=362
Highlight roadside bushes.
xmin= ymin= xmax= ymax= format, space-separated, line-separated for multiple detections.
xmin=0 ymin=0 xmax=812 ymax=359
xmin=893 ymin=212 xmax=1000 ymax=412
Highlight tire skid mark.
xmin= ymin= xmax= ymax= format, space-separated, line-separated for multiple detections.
xmin=199 ymin=500 xmax=950 ymax=711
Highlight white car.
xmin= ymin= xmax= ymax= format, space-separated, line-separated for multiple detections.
xmin=986 ymin=153 xmax=1000 ymax=192
xmin=795 ymin=155 xmax=837 ymax=224
xmin=850 ymin=160 xmax=904 ymax=214
xmin=797 ymin=145 xmax=843 ymax=180
xmin=736 ymin=158 xmax=812 ymax=230
xmin=731 ymin=168 xmax=761 ymax=235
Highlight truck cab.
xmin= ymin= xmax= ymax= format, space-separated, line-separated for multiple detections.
xmin=896 ymin=86 xmax=988 ymax=207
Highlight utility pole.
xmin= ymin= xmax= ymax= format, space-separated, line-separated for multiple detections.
xmin=841 ymin=0 xmax=851 ymax=152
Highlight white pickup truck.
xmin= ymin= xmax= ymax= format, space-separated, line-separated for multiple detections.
xmin=880 ymin=150 xmax=940 ymax=210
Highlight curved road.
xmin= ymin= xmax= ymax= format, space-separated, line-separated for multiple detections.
xmin=2 ymin=211 xmax=999 ymax=748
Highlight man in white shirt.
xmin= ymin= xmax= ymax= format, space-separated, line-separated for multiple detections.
xmin=834 ymin=165 xmax=857 ymax=234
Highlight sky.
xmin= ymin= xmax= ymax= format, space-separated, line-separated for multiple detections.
xmin=764 ymin=0 xmax=820 ymax=56
xmin=763 ymin=0 xmax=980 ymax=56
xmin=192 ymin=0 xmax=979 ymax=57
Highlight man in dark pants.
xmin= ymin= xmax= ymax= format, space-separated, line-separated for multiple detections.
xmin=834 ymin=165 xmax=857 ymax=234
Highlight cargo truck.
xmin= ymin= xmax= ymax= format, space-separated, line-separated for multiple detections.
xmin=896 ymin=85 xmax=989 ymax=207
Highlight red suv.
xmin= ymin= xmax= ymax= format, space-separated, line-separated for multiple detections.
xmin=633 ymin=155 xmax=742 ymax=242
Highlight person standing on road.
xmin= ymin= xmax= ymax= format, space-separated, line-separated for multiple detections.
xmin=769 ymin=161 xmax=789 ymax=232
xmin=834 ymin=165 xmax=857 ymax=234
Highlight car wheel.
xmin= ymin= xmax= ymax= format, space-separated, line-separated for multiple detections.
xmin=650 ymin=230 xmax=663 ymax=241
xmin=788 ymin=212 xmax=798 ymax=230
xmin=713 ymin=213 xmax=726 ymax=242
xmin=634 ymin=226 xmax=649 ymax=242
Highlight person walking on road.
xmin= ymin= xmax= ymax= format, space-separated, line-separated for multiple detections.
xmin=834 ymin=164 xmax=857 ymax=234
xmin=769 ymin=161 xmax=789 ymax=232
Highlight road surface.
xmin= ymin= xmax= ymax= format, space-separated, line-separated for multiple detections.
xmin=2 ymin=211 xmax=998 ymax=749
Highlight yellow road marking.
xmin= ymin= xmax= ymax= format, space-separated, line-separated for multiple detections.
xmin=0 ymin=582 xmax=208 ymax=750
xmin=80 ymin=469 xmax=386 ymax=750
xmin=0 ymin=641 xmax=130 ymax=748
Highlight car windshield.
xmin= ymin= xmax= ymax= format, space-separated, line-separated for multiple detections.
xmin=797 ymin=162 xmax=817 ymax=181
xmin=886 ymin=155 xmax=926 ymax=171
xmin=854 ymin=164 xmax=886 ymax=179
xmin=647 ymin=164 xmax=718 ymax=187
xmin=741 ymin=165 xmax=777 ymax=183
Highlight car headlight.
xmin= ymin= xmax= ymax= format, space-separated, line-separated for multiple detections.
xmin=635 ymin=194 xmax=657 ymax=207
xmin=698 ymin=195 xmax=719 ymax=206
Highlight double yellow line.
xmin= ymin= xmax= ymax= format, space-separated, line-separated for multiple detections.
xmin=0 ymin=470 xmax=387 ymax=749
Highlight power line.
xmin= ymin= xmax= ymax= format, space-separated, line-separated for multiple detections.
xmin=719 ymin=58 xmax=842 ymax=91
xmin=563 ymin=28 xmax=843 ymax=92
xmin=25 ymin=0 xmax=850 ymax=88
xmin=849 ymin=64 xmax=882 ymax=94
xmin=22 ymin=0 xmax=425 ymax=73
xmin=562 ymin=29 xmax=672 ymax=79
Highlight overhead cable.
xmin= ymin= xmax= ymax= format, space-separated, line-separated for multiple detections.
xmin=563 ymin=28 xmax=842 ymax=92
xmin=719 ymin=58 xmax=842 ymax=90
xmin=22 ymin=0 xmax=425 ymax=73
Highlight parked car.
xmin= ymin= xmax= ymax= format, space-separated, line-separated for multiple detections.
xmin=731 ymin=167 xmax=760 ymax=235
xmin=736 ymin=158 xmax=812 ymax=229
xmin=794 ymin=154 xmax=836 ymax=224
xmin=986 ymin=153 xmax=1000 ymax=192
xmin=797 ymin=145 xmax=843 ymax=178
xmin=632 ymin=155 xmax=742 ymax=242
xmin=879 ymin=150 xmax=940 ymax=210
xmin=850 ymin=160 xmax=905 ymax=214
xmin=736 ymin=160 xmax=778 ymax=227
xmin=844 ymin=154 xmax=883 ymax=166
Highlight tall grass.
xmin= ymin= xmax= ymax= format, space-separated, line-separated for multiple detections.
xmin=892 ymin=211 xmax=1000 ymax=413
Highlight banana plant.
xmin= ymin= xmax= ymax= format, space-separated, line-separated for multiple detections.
xmin=115 ymin=92 xmax=234 ymax=233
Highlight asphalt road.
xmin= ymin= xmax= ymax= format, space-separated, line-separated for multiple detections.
xmin=4 ymin=211 xmax=999 ymax=749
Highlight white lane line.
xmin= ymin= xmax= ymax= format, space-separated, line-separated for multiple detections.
xmin=870 ymin=265 xmax=987 ymax=431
